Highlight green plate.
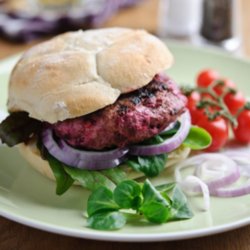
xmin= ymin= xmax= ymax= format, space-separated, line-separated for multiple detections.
xmin=0 ymin=43 xmax=250 ymax=242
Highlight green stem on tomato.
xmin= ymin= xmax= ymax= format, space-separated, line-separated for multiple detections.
xmin=195 ymin=81 xmax=238 ymax=127
xmin=181 ymin=80 xmax=249 ymax=128
xmin=235 ymin=102 xmax=250 ymax=118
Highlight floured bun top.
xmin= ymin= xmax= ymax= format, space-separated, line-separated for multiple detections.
xmin=8 ymin=28 xmax=174 ymax=123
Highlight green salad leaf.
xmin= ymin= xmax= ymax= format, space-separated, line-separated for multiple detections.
xmin=140 ymin=201 xmax=170 ymax=223
xmin=0 ymin=112 xmax=42 ymax=147
xmin=44 ymin=149 xmax=74 ymax=195
xmin=170 ymin=186 xmax=193 ymax=220
xmin=87 ymin=211 xmax=126 ymax=230
xmin=155 ymin=182 xmax=176 ymax=193
xmin=64 ymin=167 xmax=116 ymax=191
xmin=87 ymin=186 xmax=119 ymax=217
xmin=101 ymin=168 xmax=128 ymax=185
xmin=183 ymin=126 xmax=212 ymax=150
xmin=139 ymin=180 xmax=171 ymax=223
xmin=141 ymin=179 xmax=169 ymax=207
xmin=126 ymin=154 xmax=168 ymax=177
xmin=86 ymin=179 xmax=193 ymax=230
xmin=113 ymin=180 xmax=142 ymax=210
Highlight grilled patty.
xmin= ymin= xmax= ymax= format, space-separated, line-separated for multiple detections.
xmin=52 ymin=74 xmax=187 ymax=150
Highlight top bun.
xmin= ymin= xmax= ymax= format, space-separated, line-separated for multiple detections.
xmin=8 ymin=28 xmax=173 ymax=123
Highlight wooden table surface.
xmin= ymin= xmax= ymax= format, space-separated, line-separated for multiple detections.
xmin=1 ymin=1 xmax=250 ymax=250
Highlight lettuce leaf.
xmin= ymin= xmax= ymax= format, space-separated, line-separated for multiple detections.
xmin=183 ymin=126 xmax=212 ymax=150
xmin=126 ymin=154 xmax=168 ymax=177
xmin=0 ymin=112 xmax=42 ymax=147
xmin=45 ymin=152 xmax=75 ymax=195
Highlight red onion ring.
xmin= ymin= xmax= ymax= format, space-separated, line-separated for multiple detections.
xmin=129 ymin=110 xmax=191 ymax=156
xmin=175 ymin=153 xmax=250 ymax=199
xmin=223 ymin=150 xmax=250 ymax=177
xmin=194 ymin=154 xmax=241 ymax=191
xmin=58 ymin=138 xmax=128 ymax=161
xmin=210 ymin=181 xmax=250 ymax=197
xmin=42 ymin=128 xmax=128 ymax=170
xmin=159 ymin=121 xmax=177 ymax=134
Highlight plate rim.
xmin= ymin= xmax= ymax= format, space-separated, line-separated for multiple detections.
xmin=1 ymin=207 xmax=250 ymax=242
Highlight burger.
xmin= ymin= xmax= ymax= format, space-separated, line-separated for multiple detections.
xmin=0 ymin=28 xmax=192 ymax=194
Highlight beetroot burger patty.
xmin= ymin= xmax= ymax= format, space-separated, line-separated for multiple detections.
xmin=53 ymin=74 xmax=187 ymax=150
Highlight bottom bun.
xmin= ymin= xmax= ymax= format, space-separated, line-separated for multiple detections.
xmin=19 ymin=140 xmax=56 ymax=181
xmin=18 ymin=140 xmax=191 ymax=185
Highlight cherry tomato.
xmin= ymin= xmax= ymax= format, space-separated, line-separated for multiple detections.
xmin=196 ymin=116 xmax=229 ymax=151
xmin=224 ymin=91 xmax=246 ymax=115
xmin=197 ymin=70 xmax=237 ymax=98
xmin=233 ymin=110 xmax=250 ymax=143
xmin=191 ymin=108 xmax=206 ymax=125
xmin=186 ymin=91 xmax=205 ymax=124
xmin=197 ymin=69 xmax=220 ymax=88
xmin=186 ymin=91 xmax=200 ymax=111
xmin=213 ymin=78 xmax=236 ymax=96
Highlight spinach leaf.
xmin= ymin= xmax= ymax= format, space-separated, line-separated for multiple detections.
xmin=87 ymin=211 xmax=126 ymax=230
xmin=114 ymin=180 xmax=142 ymax=209
xmin=141 ymin=134 xmax=165 ymax=145
xmin=141 ymin=179 xmax=170 ymax=207
xmin=183 ymin=126 xmax=212 ymax=150
xmin=101 ymin=168 xmax=127 ymax=185
xmin=140 ymin=180 xmax=171 ymax=223
xmin=87 ymin=186 xmax=119 ymax=217
xmin=45 ymin=153 xmax=74 ymax=195
xmin=126 ymin=154 xmax=167 ymax=177
xmin=140 ymin=201 xmax=170 ymax=223
xmin=169 ymin=186 xmax=193 ymax=220
xmin=64 ymin=167 xmax=116 ymax=191
xmin=0 ymin=112 xmax=42 ymax=147
xmin=86 ymin=179 xmax=193 ymax=231
xmin=155 ymin=182 xmax=176 ymax=193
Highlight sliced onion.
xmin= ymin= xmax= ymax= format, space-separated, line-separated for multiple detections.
xmin=175 ymin=153 xmax=250 ymax=198
xmin=58 ymin=138 xmax=128 ymax=161
xmin=194 ymin=155 xmax=240 ymax=191
xmin=159 ymin=121 xmax=177 ymax=134
xmin=232 ymin=159 xmax=250 ymax=178
xmin=181 ymin=175 xmax=210 ymax=211
xmin=228 ymin=161 xmax=250 ymax=177
xmin=129 ymin=110 xmax=191 ymax=156
xmin=175 ymin=154 xmax=240 ymax=191
xmin=223 ymin=150 xmax=250 ymax=177
xmin=211 ymin=150 xmax=250 ymax=197
xmin=210 ymin=180 xmax=250 ymax=197
xmin=42 ymin=128 xmax=128 ymax=170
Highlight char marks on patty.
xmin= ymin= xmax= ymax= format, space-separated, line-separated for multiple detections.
xmin=52 ymin=74 xmax=187 ymax=150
